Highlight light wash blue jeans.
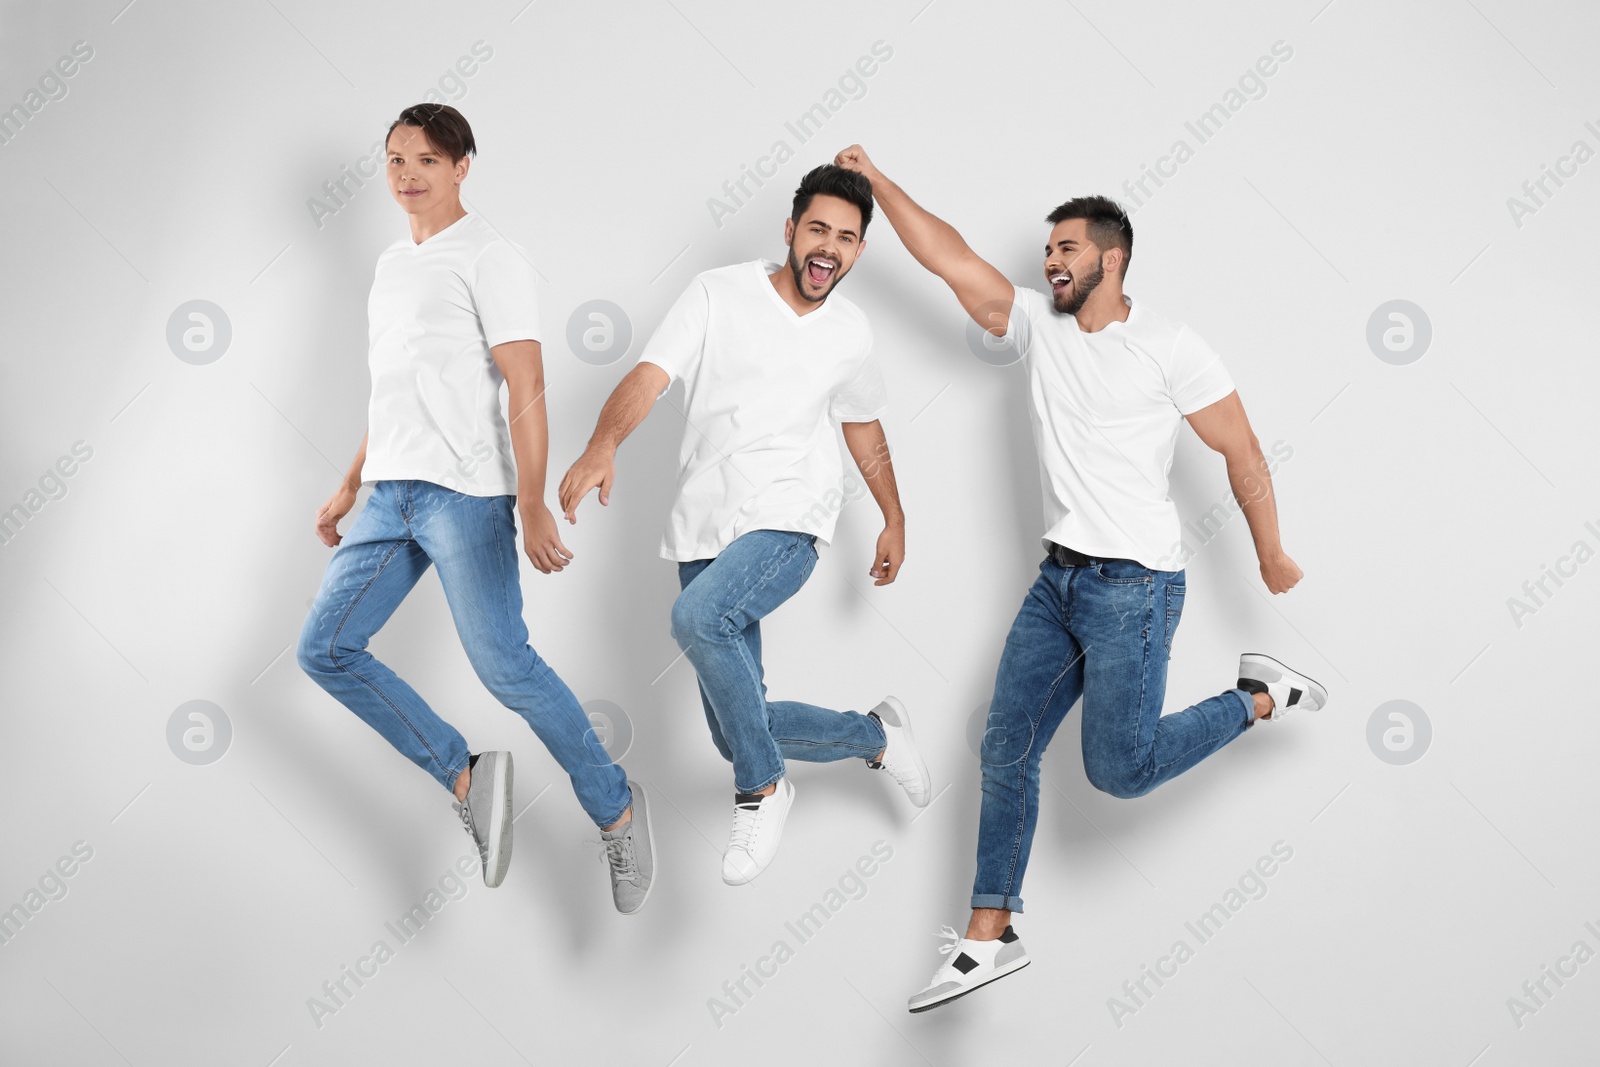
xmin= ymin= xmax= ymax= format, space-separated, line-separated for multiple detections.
xmin=672 ymin=529 xmax=887 ymax=794
xmin=297 ymin=479 xmax=631 ymax=828
xmin=973 ymin=554 xmax=1255 ymax=912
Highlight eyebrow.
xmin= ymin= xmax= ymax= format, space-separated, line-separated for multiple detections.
xmin=807 ymin=219 xmax=860 ymax=239
xmin=1045 ymin=238 xmax=1080 ymax=252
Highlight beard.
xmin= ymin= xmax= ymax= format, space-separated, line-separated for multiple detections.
xmin=1052 ymin=253 xmax=1105 ymax=315
xmin=788 ymin=244 xmax=845 ymax=303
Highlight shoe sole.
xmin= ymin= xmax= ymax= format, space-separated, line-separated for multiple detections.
xmin=485 ymin=753 xmax=513 ymax=888
xmin=1240 ymin=652 xmax=1329 ymax=712
xmin=908 ymin=956 xmax=1032 ymax=1013
xmin=882 ymin=696 xmax=932 ymax=808
xmin=619 ymin=780 xmax=656 ymax=916
xmin=722 ymin=779 xmax=794 ymax=886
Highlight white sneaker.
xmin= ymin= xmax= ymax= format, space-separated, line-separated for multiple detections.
xmin=1238 ymin=653 xmax=1329 ymax=719
xmin=721 ymin=777 xmax=795 ymax=886
xmin=868 ymin=696 xmax=931 ymax=807
xmin=908 ymin=924 xmax=1031 ymax=1013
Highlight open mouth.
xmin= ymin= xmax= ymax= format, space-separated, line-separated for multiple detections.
xmin=805 ymin=257 xmax=838 ymax=287
xmin=1049 ymin=272 xmax=1072 ymax=293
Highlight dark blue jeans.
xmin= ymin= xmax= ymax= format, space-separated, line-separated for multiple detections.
xmin=972 ymin=555 xmax=1254 ymax=912
xmin=672 ymin=529 xmax=887 ymax=794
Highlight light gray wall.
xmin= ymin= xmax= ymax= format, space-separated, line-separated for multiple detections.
xmin=2 ymin=0 xmax=1594 ymax=1063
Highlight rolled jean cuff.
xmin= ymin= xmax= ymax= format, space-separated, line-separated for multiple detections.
xmin=971 ymin=892 xmax=1024 ymax=913
xmin=1230 ymin=687 xmax=1255 ymax=725
xmin=737 ymin=769 xmax=785 ymax=796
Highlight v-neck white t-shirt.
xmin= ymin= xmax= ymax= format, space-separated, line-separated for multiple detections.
xmin=361 ymin=212 xmax=541 ymax=497
xmin=1007 ymin=285 xmax=1236 ymax=570
xmin=638 ymin=260 xmax=889 ymax=562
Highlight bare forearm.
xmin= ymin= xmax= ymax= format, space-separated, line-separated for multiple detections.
xmin=1228 ymin=448 xmax=1282 ymax=559
xmin=587 ymin=366 xmax=661 ymax=455
xmin=865 ymin=169 xmax=982 ymax=282
xmin=340 ymin=431 xmax=368 ymax=494
xmin=844 ymin=422 xmax=904 ymax=526
xmin=507 ymin=383 xmax=551 ymax=505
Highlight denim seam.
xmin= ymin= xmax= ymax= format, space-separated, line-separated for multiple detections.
xmin=715 ymin=534 xmax=808 ymax=793
xmin=1123 ymin=585 xmax=1157 ymax=796
xmin=324 ymin=539 xmax=453 ymax=785
xmin=997 ymin=581 xmax=1081 ymax=904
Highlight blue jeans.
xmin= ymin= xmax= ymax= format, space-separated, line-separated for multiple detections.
xmin=296 ymin=480 xmax=631 ymax=828
xmin=972 ymin=555 xmax=1254 ymax=912
xmin=672 ymin=529 xmax=887 ymax=794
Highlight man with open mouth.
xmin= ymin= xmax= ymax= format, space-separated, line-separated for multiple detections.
xmin=832 ymin=144 xmax=1328 ymax=1012
xmin=560 ymin=164 xmax=932 ymax=887
xmin=297 ymin=104 xmax=654 ymax=915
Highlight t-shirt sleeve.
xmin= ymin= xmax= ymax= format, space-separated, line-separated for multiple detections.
xmin=469 ymin=240 xmax=542 ymax=348
xmin=1005 ymin=285 xmax=1047 ymax=361
xmin=637 ymin=277 xmax=711 ymax=396
xmin=1167 ymin=324 xmax=1236 ymax=415
xmin=830 ymin=332 xmax=889 ymax=423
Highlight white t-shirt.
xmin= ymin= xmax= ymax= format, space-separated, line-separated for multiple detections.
xmin=361 ymin=212 xmax=541 ymax=497
xmin=1007 ymin=286 xmax=1236 ymax=570
xmin=639 ymin=260 xmax=889 ymax=562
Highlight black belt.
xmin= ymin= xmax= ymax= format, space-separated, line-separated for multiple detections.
xmin=1047 ymin=541 xmax=1128 ymax=568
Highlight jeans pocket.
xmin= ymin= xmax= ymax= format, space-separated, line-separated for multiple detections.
xmin=1164 ymin=586 xmax=1185 ymax=654
xmin=1095 ymin=558 xmax=1152 ymax=585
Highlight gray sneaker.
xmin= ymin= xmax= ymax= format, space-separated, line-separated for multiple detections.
xmin=453 ymin=751 xmax=513 ymax=888
xmin=600 ymin=780 xmax=655 ymax=915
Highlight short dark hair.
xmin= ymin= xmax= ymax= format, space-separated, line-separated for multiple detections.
xmin=1045 ymin=195 xmax=1132 ymax=274
xmin=386 ymin=103 xmax=476 ymax=163
xmin=791 ymin=164 xmax=874 ymax=237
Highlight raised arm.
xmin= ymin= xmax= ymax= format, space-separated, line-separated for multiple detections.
xmin=1184 ymin=391 xmax=1301 ymax=594
xmin=558 ymin=361 xmax=670 ymax=522
xmin=834 ymin=144 xmax=1014 ymax=336
xmin=841 ymin=419 xmax=904 ymax=585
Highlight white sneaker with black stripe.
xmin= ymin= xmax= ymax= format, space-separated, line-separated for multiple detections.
xmin=907 ymin=924 xmax=1031 ymax=1012
xmin=722 ymin=777 xmax=795 ymax=886
xmin=1238 ymin=653 xmax=1328 ymax=720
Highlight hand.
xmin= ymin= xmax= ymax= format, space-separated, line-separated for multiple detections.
xmin=558 ymin=447 xmax=615 ymax=523
xmin=1260 ymin=551 xmax=1302 ymax=594
xmin=520 ymin=503 xmax=574 ymax=574
xmin=834 ymin=143 xmax=879 ymax=181
xmin=869 ymin=523 xmax=904 ymax=586
xmin=315 ymin=484 xmax=357 ymax=547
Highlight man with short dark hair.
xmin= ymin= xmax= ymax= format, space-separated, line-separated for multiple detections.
xmin=298 ymin=104 xmax=654 ymax=914
xmin=833 ymin=144 xmax=1327 ymax=1011
xmin=560 ymin=164 xmax=932 ymax=886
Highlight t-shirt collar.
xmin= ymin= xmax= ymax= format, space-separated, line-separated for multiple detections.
xmin=756 ymin=259 xmax=835 ymax=324
xmin=409 ymin=211 xmax=472 ymax=249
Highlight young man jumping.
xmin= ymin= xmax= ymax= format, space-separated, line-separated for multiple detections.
xmin=832 ymin=144 xmax=1328 ymax=1011
xmin=297 ymin=104 xmax=654 ymax=914
xmin=559 ymin=164 xmax=932 ymax=886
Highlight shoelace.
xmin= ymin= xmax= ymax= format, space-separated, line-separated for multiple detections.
xmin=727 ymin=801 xmax=763 ymax=853
xmin=456 ymin=802 xmax=487 ymax=863
xmin=604 ymin=830 xmax=639 ymax=884
xmin=930 ymin=924 xmax=965 ymax=980
xmin=882 ymin=748 xmax=920 ymax=788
